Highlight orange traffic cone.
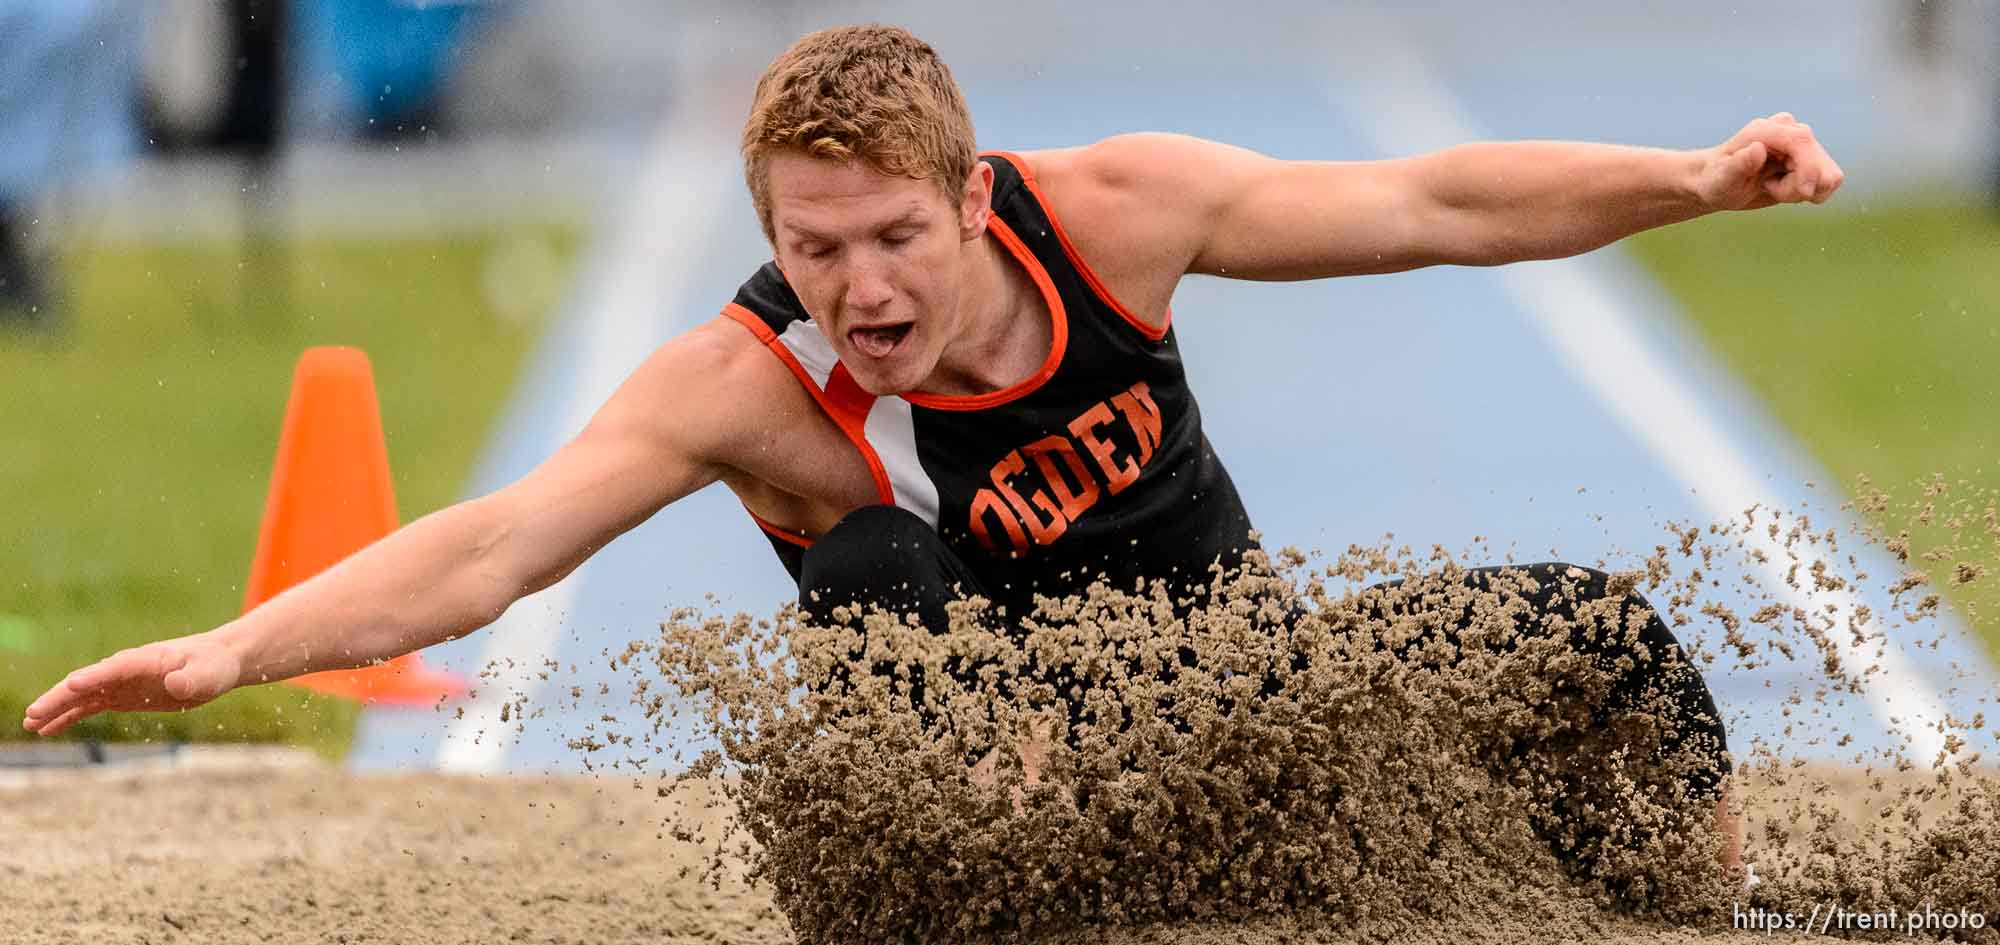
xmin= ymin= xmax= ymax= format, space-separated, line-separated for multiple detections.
xmin=244 ymin=346 xmax=467 ymax=705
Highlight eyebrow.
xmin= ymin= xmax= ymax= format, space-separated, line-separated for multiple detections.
xmin=782 ymin=208 xmax=928 ymax=243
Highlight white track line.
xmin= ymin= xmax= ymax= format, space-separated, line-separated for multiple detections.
xmin=435 ymin=96 xmax=734 ymax=774
xmin=1317 ymin=3 xmax=1952 ymax=761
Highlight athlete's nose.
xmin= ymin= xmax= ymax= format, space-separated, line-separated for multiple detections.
xmin=841 ymin=251 xmax=894 ymax=313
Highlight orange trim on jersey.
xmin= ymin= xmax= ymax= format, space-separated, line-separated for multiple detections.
xmin=901 ymin=214 xmax=1069 ymax=412
xmin=747 ymin=507 xmax=814 ymax=548
xmin=823 ymin=362 xmax=895 ymax=501
xmin=982 ymin=150 xmax=1173 ymax=342
xmin=720 ymin=302 xmax=896 ymax=515
xmin=722 ymin=301 xmax=783 ymax=345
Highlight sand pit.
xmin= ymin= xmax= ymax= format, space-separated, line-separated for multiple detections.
xmin=0 ymin=763 xmax=785 ymax=945
xmin=1 ymin=762 xmax=1991 ymax=944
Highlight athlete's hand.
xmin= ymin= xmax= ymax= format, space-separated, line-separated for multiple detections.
xmin=968 ymin=716 xmax=1051 ymax=814
xmin=20 ymin=631 xmax=243 ymax=736
xmin=1696 ymin=112 xmax=1845 ymax=211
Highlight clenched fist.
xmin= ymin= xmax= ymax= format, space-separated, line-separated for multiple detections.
xmin=1697 ymin=112 xmax=1845 ymax=211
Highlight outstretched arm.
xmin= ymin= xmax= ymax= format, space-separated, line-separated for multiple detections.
xmin=22 ymin=322 xmax=758 ymax=736
xmin=1053 ymin=113 xmax=1843 ymax=284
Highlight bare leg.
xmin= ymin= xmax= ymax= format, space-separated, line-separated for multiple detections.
xmin=968 ymin=717 xmax=1050 ymax=814
xmin=1717 ymin=780 xmax=1745 ymax=881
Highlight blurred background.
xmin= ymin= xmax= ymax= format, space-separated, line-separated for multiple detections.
xmin=3 ymin=0 xmax=1996 ymax=769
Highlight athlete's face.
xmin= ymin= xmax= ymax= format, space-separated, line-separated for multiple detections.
xmin=766 ymin=152 xmax=990 ymax=395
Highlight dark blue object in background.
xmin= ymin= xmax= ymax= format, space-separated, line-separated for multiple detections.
xmin=298 ymin=0 xmax=497 ymax=138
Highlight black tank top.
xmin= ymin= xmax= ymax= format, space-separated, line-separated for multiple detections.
xmin=722 ymin=151 xmax=1256 ymax=617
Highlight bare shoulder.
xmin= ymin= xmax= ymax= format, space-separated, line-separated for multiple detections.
xmin=468 ymin=313 xmax=808 ymax=549
xmin=1012 ymin=134 xmax=1237 ymax=326
xmin=593 ymin=314 xmax=801 ymax=469
xmin=1024 ymin=132 xmax=1222 ymax=193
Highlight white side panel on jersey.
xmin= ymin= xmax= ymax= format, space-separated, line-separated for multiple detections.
xmin=864 ymin=397 xmax=941 ymax=528
xmin=774 ymin=317 xmax=941 ymax=528
xmin=775 ymin=318 xmax=838 ymax=388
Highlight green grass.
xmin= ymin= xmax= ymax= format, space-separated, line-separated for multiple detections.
xmin=1627 ymin=195 xmax=2000 ymax=658
xmin=0 ymin=226 xmax=577 ymax=759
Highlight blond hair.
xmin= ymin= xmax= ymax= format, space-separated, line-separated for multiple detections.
xmin=741 ymin=25 xmax=977 ymax=243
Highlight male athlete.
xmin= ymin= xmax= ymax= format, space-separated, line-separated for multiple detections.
xmin=25 ymin=25 xmax=1841 ymax=873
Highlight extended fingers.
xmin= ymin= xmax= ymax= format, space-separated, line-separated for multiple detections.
xmin=62 ymin=645 xmax=152 ymax=691
xmin=22 ymin=685 xmax=105 ymax=735
xmin=70 ymin=645 xmax=185 ymax=693
xmin=60 ymin=661 xmax=116 ymax=696
xmin=29 ymin=705 xmax=96 ymax=738
xmin=23 ymin=673 xmax=90 ymax=726
xmin=23 ymin=647 xmax=184 ymax=734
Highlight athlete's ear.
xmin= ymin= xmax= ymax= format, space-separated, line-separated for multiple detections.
xmin=958 ymin=161 xmax=994 ymax=242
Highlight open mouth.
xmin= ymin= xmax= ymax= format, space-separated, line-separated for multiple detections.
xmin=848 ymin=322 xmax=913 ymax=359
